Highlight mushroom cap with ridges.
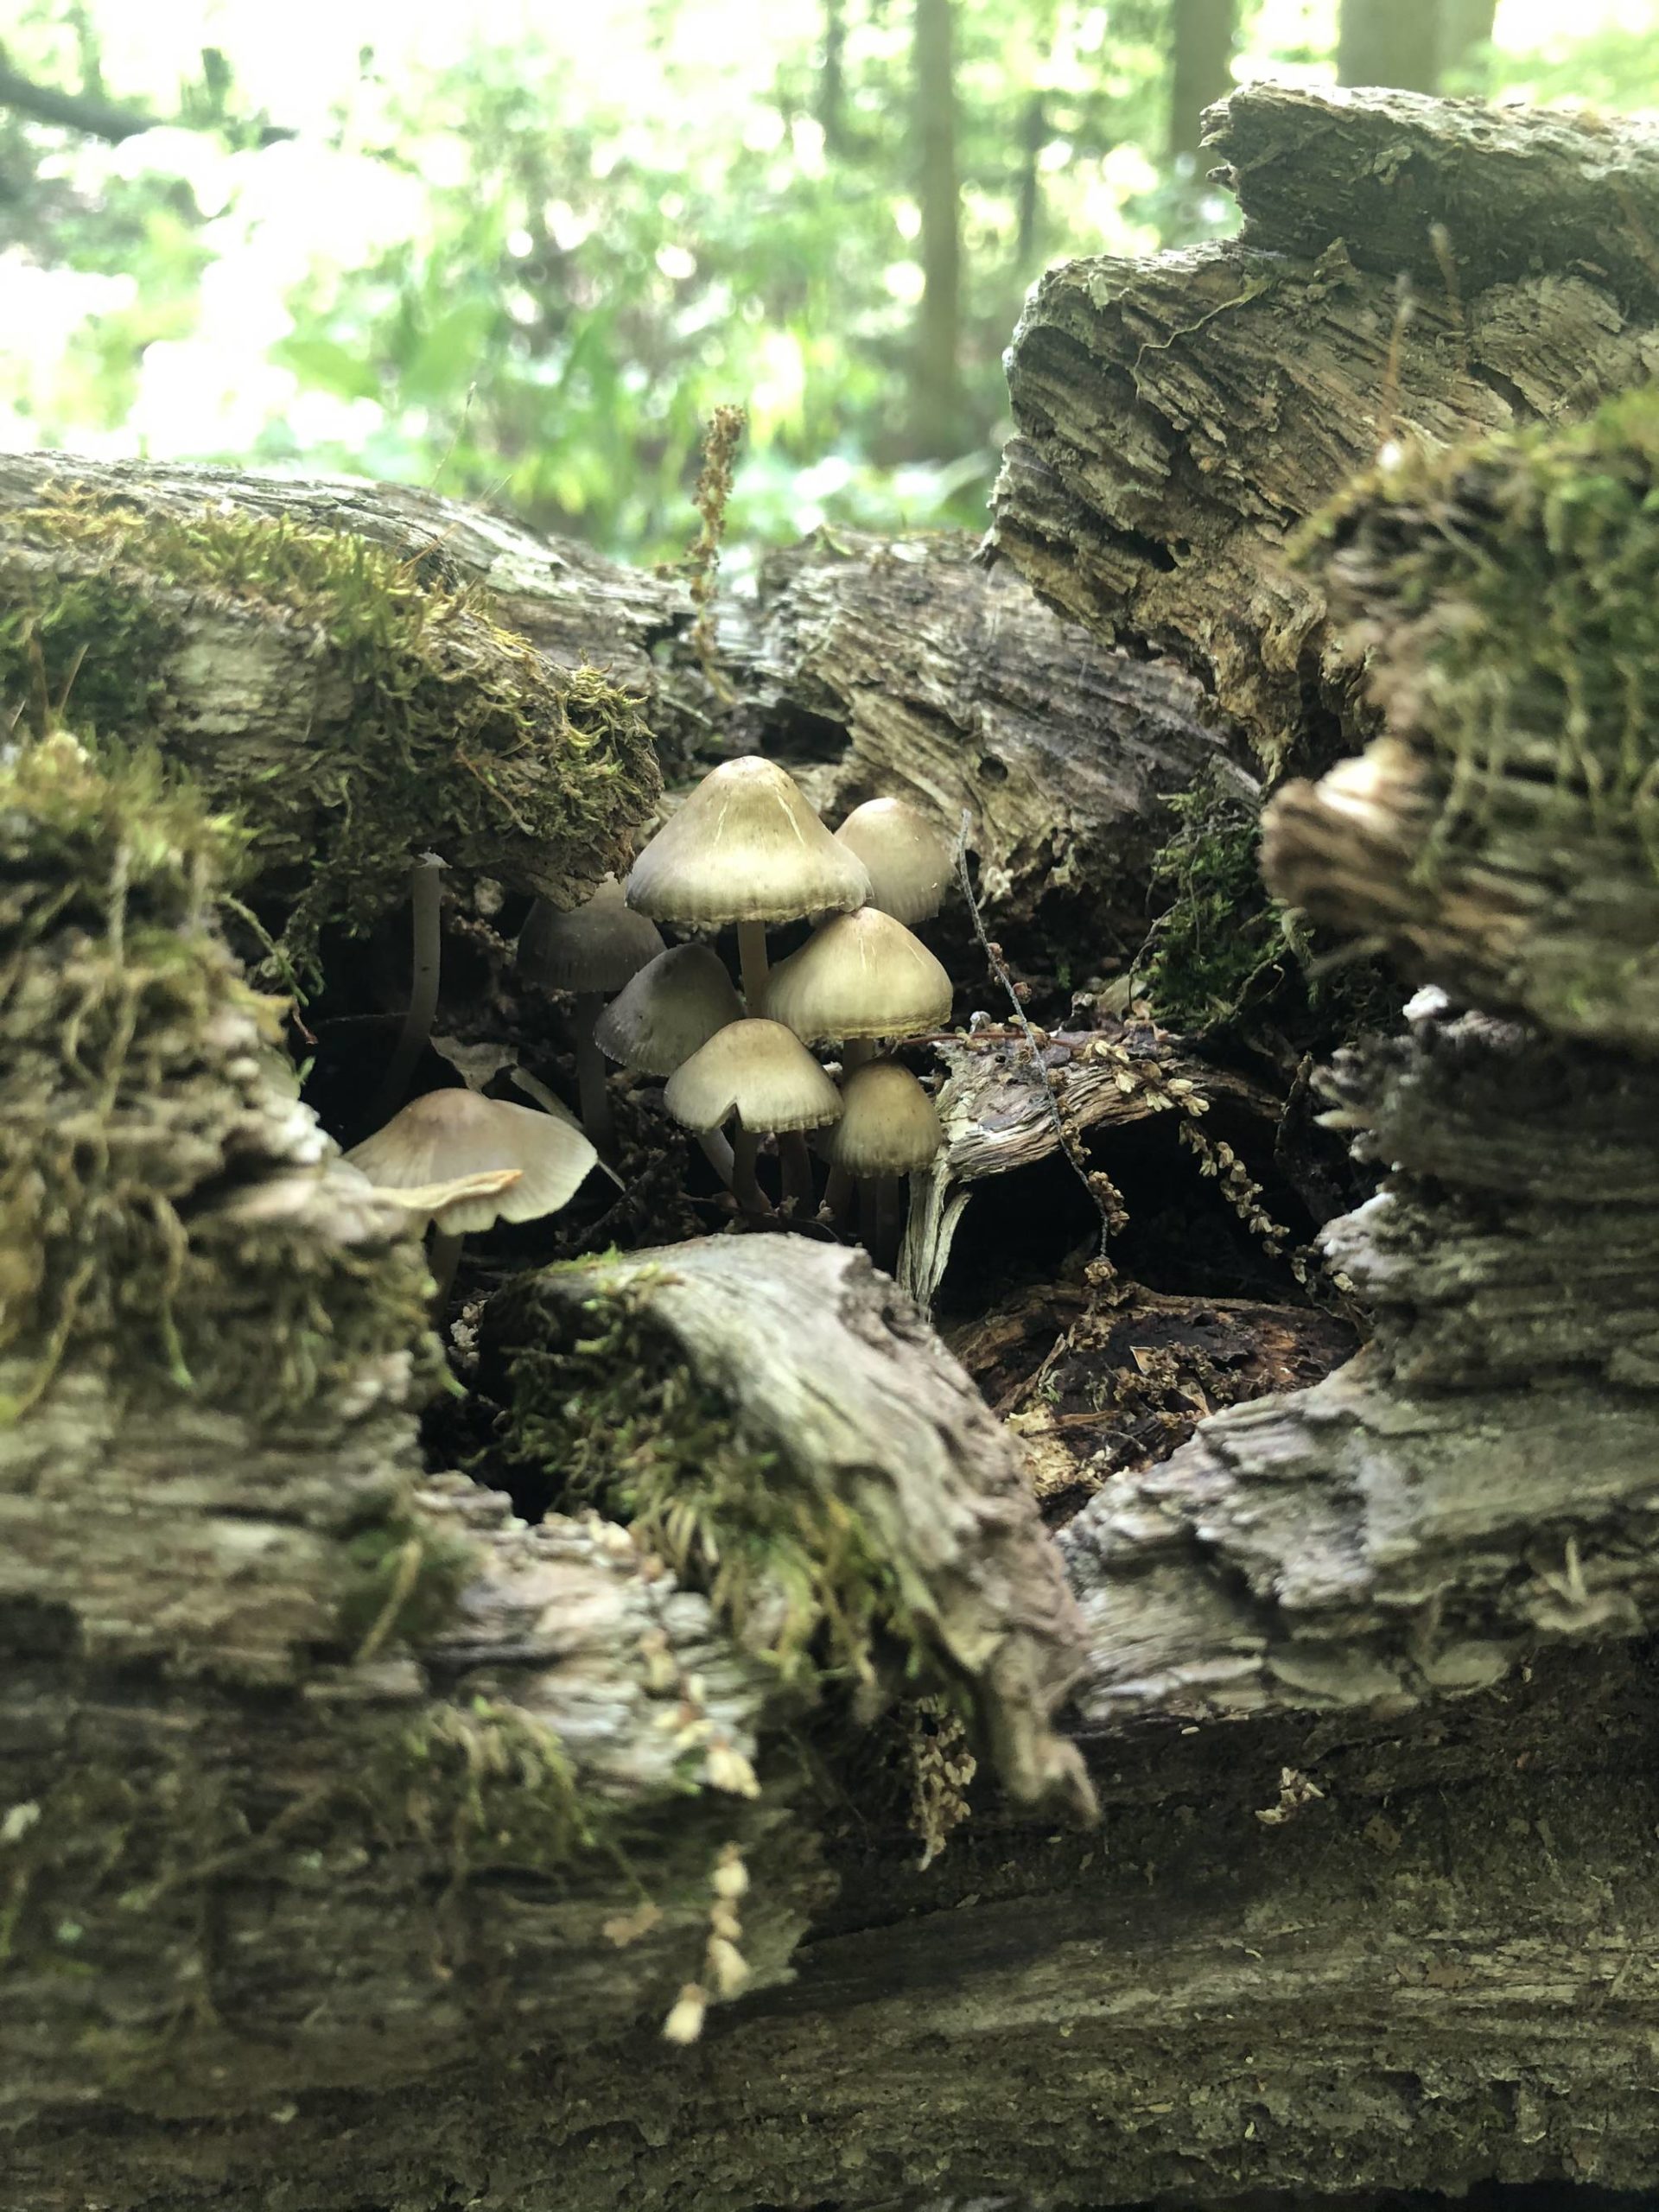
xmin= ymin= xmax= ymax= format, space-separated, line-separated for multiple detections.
xmin=833 ymin=798 xmax=954 ymax=925
xmin=763 ymin=906 xmax=954 ymax=1044
xmin=664 ymin=1019 xmax=843 ymax=1134
xmin=594 ymin=943 xmax=743 ymax=1076
xmin=829 ymin=1060 xmax=944 ymax=1176
xmin=516 ymin=877 xmax=665 ymax=994
xmin=626 ymin=756 xmax=871 ymax=927
xmin=344 ymin=1090 xmax=597 ymax=1233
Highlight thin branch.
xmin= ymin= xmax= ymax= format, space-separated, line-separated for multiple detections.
xmin=0 ymin=58 xmax=294 ymax=146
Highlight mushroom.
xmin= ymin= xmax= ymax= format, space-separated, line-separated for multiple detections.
xmin=367 ymin=850 xmax=447 ymax=1127
xmin=594 ymin=943 xmax=745 ymax=1190
xmin=516 ymin=878 xmax=665 ymax=1153
xmin=664 ymin=1018 xmax=842 ymax=1215
xmin=762 ymin=906 xmax=953 ymax=1054
xmin=827 ymin=1058 xmax=943 ymax=1274
xmin=765 ymin=906 xmax=953 ymax=1212
xmin=625 ymin=756 xmax=871 ymax=1008
xmin=833 ymin=798 xmax=954 ymax=925
xmin=346 ymin=1087 xmax=598 ymax=1313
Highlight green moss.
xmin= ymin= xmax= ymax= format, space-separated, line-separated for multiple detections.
xmin=378 ymin=1697 xmax=601 ymax=1881
xmin=1139 ymin=766 xmax=1396 ymax=1042
xmin=1139 ymin=770 xmax=1282 ymax=1031
xmin=492 ymin=1280 xmax=937 ymax=1700
xmin=334 ymin=1516 xmax=480 ymax=1657
xmin=0 ymin=490 xmax=660 ymax=982
xmin=0 ymin=732 xmax=433 ymax=1418
xmin=1298 ymin=385 xmax=1659 ymax=874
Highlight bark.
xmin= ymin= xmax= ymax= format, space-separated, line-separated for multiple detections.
xmin=721 ymin=528 xmax=1235 ymax=952
xmin=1168 ymin=0 xmax=1236 ymax=161
xmin=990 ymin=81 xmax=1659 ymax=766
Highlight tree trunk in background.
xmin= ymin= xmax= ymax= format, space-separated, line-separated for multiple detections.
xmin=1015 ymin=88 xmax=1046 ymax=267
xmin=1168 ymin=0 xmax=1236 ymax=161
xmin=817 ymin=0 xmax=847 ymax=156
xmin=1337 ymin=0 xmax=1440 ymax=90
xmin=912 ymin=0 xmax=964 ymax=454
xmin=1440 ymin=0 xmax=1499 ymax=86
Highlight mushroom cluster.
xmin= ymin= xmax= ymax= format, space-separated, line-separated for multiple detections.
xmin=343 ymin=757 xmax=957 ymax=1307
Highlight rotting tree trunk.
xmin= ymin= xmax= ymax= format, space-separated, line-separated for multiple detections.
xmin=10 ymin=109 xmax=1659 ymax=2202
xmin=991 ymin=82 xmax=1659 ymax=767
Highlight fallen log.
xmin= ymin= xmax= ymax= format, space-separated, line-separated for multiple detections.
xmin=991 ymin=82 xmax=1659 ymax=768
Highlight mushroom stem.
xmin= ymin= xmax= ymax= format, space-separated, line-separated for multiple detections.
xmin=864 ymin=1173 xmax=904 ymax=1276
xmin=428 ymin=1225 xmax=465 ymax=1320
xmin=778 ymin=1130 xmax=814 ymax=1214
xmin=731 ymin=1128 xmax=770 ymax=1215
xmin=695 ymin=1128 xmax=737 ymax=1188
xmin=571 ymin=992 xmax=615 ymax=1154
xmin=842 ymin=1039 xmax=875 ymax=1072
xmin=736 ymin=919 xmax=770 ymax=1013
xmin=823 ymin=1160 xmax=855 ymax=1224
xmin=370 ymin=852 xmax=444 ymax=1128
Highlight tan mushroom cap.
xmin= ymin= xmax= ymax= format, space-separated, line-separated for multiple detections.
xmin=626 ymin=756 xmax=872 ymax=927
xmin=516 ymin=876 xmax=665 ymax=993
xmin=833 ymin=798 xmax=954 ymax=925
xmin=344 ymin=1089 xmax=597 ymax=1234
xmin=830 ymin=1060 xmax=944 ymax=1176
xmin=664 ymin=1019 xmax=842 ymax=1135
xmin=763 ymin=906 xmax=953 ymax=1044
xmin=594 ymin=943 xmax=743 ymax=1076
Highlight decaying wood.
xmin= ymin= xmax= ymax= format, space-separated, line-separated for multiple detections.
xmin=990 ymin=82 xmax=1659 ymax=763
xmin=904 ymin=1020 xmax=1283 ymax=1305
xmin=721 ymin=530 xmax=1240 ymax=944
xmin=1062 ymin=993 xmax=1659 ymax=1729
xmin=478 ymin=1236 xmax=1096 ymax=1821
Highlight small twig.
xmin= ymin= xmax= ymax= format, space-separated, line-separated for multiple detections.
xmin=954 ymin=811 xmax=1116 ymax=1262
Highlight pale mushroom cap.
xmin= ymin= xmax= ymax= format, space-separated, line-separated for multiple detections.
xmin=833 ymin=798 xmax=954 ymax=925
xmin=593 ymin=943 xmax=743 ymax=1076
xmin=829 ymin=1060 xmax=944 ymax=1176
xmin=344 ymin=1089 xmax=597 ymax=1233
xmin=626 ymin=756 xmax=872 ymax=927
xmin=763 ymin=907 xmax=954 ymax=1043
xmin=664 ymin=1019 xmax=843 ymax=1134
xmin=517 ymin=877 xmax=666 ymax=994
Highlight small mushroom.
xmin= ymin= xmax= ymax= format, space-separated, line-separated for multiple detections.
xmin=626 ymin=756 xmax=871 ymax=1007
xmin=763 ymin=906 xmax=953 ymax=1049
xmin=827 ymin=1059 xmax=943 ymax=1274
xmin=833 ymin=798 xmax=955 ymax=925
xmin=367 ymin=850 xmax=447 ymax=1127
xmin=594 ymin=944 xmax=746 ymax=1190
xmin=664 ymin=1018 xmax=842 ymax=1216
xmin=517 ymin=878 xmax=665 ymax=1153
xmin=594 ymin=944 xmax=743 ymax=1077
xmin=346 ymin=1087 xmax=598 ymax=1313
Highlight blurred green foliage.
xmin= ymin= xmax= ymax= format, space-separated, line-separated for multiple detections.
xmin=2 ymin=0 xmax=1656 ymax=564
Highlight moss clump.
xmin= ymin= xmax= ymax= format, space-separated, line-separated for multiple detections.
xmin=0 ymin=490 xmax=660 ymax=982
xmin=378 ymin=1698 xmax=601 ymax=1882
xmin=1300 ymin=385 xmax=1659 ymax=872
xmin=1139 ymin=770 xmax=1282 ymax=1031
xmin=0 ymin=732 xmax=433 ymax=1417
xmin=492 ymin=1281 xmax=935 ymax=1700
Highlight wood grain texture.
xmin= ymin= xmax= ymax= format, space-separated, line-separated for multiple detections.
xmin=990 ymin=82 xmax=1659 ymax=764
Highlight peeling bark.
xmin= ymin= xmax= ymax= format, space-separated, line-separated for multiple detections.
xmin=990 ymin=82 xmax=1659 ymax=765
